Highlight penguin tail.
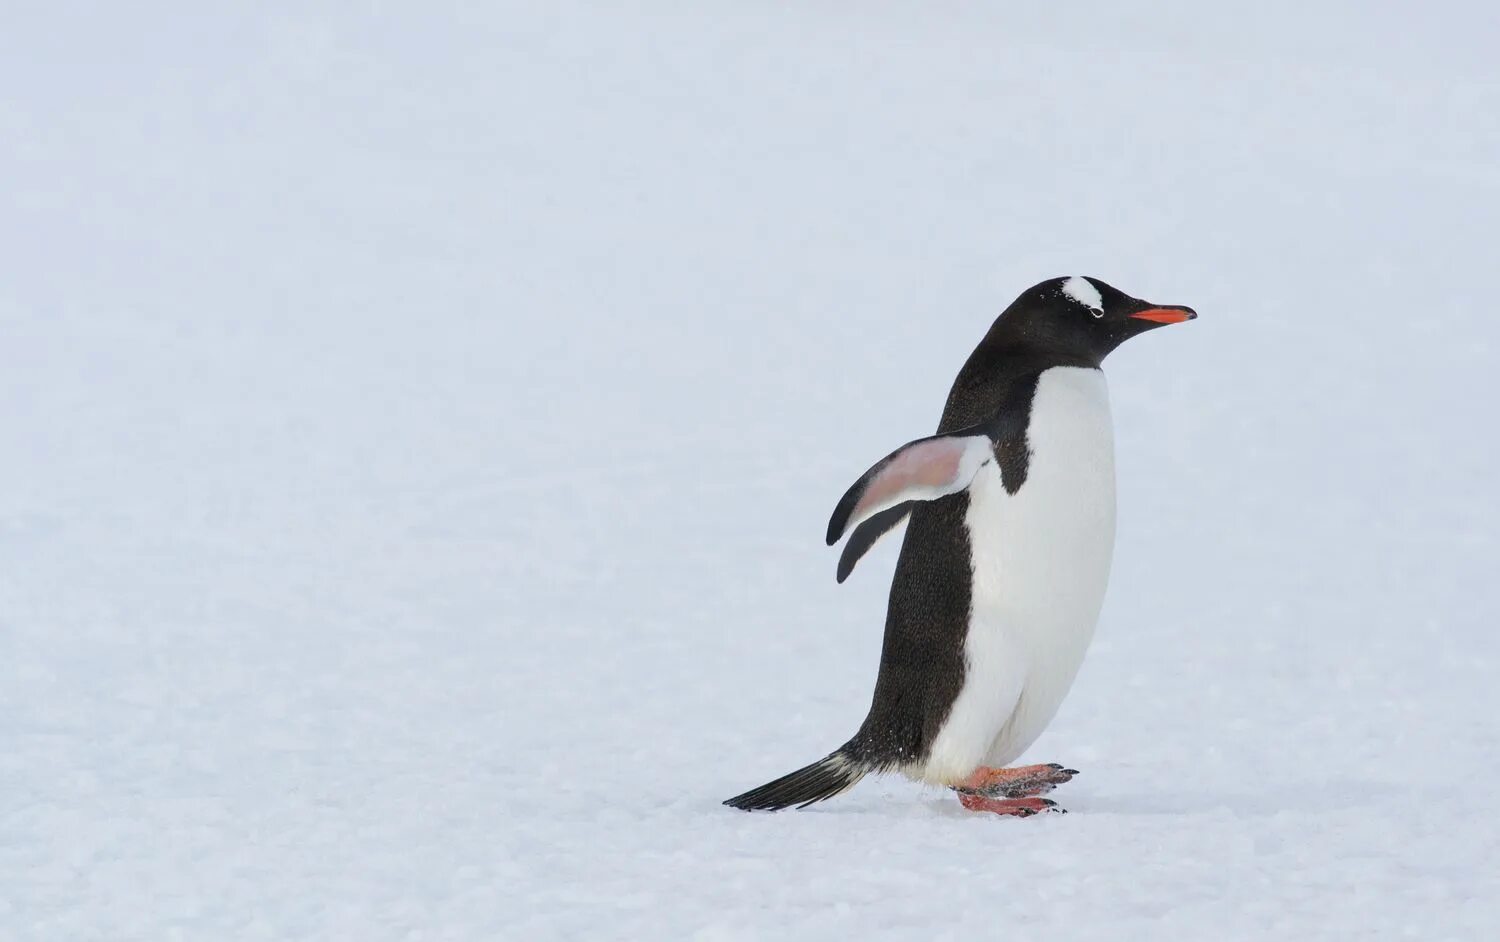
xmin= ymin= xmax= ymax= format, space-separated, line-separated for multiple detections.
xmin=723 ymin=748 xmax=869 ymax=812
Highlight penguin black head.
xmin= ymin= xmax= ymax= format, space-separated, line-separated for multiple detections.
xmin=988 ymin=276 xmax=1197 ymax=365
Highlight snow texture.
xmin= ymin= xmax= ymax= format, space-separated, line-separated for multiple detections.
xmin=3 ymin=2 xmax=1498 ymax=939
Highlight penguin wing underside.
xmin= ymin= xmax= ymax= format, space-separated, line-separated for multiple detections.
xmin=836 ymin=502 xmax=913 ymax=583
xmin=825 ymin=425 xmax=994 ymax=553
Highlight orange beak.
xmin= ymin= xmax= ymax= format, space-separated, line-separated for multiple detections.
xmin=1129 ymin=306 xmax=1197 ymax=324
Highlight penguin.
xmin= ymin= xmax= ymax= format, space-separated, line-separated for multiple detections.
xmin=725 ymin=276 xmax=1196 ymax=816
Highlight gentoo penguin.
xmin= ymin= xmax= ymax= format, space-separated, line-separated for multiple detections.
xmin=725 ymin=276 xmax=1196 ymax=816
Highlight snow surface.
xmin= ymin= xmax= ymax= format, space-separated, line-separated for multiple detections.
xmin=3 ymin=2 xmax=1499 ymax=939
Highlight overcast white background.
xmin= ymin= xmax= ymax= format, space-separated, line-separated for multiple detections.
xmin=2 ymin=2 xmax=1497 ymax=939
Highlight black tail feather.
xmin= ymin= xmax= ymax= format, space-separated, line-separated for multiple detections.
xmin=723 ymin=750 xmax=867 ymax=811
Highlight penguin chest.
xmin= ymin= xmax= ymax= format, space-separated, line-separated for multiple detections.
xmin=922 ymin=366 xmax=1116 ymax=782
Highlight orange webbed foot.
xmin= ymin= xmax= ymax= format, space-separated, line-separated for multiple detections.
xmin=955 ymin=763 xmax=1079 ymax=799
xmin=956 ymin=793 xmax=1063 ymax=817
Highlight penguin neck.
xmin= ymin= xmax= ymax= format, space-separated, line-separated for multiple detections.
xmin=975 ymin=319 xmax=1108 ymax=372
xmin=938 ymin=334 xmax=1101 ymax=434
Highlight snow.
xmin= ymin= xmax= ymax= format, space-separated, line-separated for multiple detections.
xmin=2 ymin=1 xmax=1498 ymax=938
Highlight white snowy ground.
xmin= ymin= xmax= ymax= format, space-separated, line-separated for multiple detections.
xmin=3 ymin=2 xmax=1498 ymax=939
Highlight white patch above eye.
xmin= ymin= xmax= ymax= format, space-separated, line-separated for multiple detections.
xmin=1062 ymin=276 xmax=1104 ymax=317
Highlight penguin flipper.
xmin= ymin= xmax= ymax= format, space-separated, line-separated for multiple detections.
xmin=835 ymin=501 xmax=912 ymax=583
xmin=825 ymin=426 xmax=993 ymax=546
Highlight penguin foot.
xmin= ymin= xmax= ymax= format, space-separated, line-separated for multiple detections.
xmin=956 ymin=793 xmax=1063 ymax=817
xmin=955 ymin=763 xmax=1079 ymax=799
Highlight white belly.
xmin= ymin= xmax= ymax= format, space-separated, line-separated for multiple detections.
xmin=921 ymin=366 xmax=1116 ymax=783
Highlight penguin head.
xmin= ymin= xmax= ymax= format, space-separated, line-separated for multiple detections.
xmin=997 ymin=276 xmax=1197 ymax=363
